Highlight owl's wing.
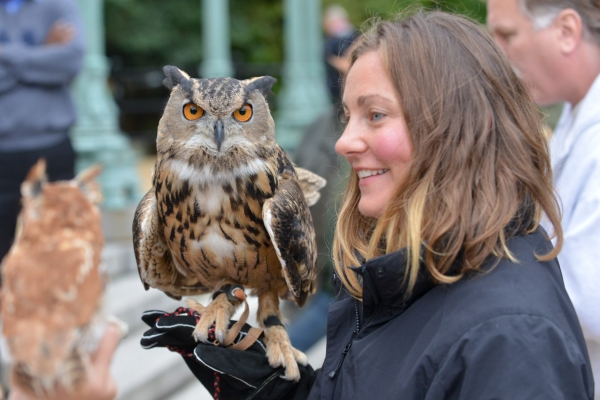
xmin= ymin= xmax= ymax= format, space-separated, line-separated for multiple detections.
xmin=294 ymin=167 xmax=327 ymax=207
xmin=133 ymin=189 xmax=209 ymax=300
xmin=262 ymin=178 xmax=317 ymax=307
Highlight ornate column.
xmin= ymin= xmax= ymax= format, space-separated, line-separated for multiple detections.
xmin=199 ymin=0 xmax=233 ymax=78
xmin=276 ymin=0 xmax=329 ymax=153
xmin=71 ymin=0 xmax=139 ymax=209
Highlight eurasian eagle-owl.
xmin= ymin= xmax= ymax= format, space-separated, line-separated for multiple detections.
xmin=133 ymin=66 xmax=325 ymax=380
xmin=1 ymin=159 xmax=105 ymax=396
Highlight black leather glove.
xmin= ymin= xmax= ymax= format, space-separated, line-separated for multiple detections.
xmin=140 ymin=307 xmax=315 ymax=400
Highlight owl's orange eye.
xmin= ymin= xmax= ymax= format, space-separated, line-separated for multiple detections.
xmin=233 ymin=104 xmax=253 ymax=122
xmin=183 ymin=103 xmax=204 ymax=120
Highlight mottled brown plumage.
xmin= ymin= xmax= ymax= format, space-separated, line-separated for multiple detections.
xmin=133 ymin=66 xmax=325 ymax=380
xmin=1 ymin=159 xmax=105 ymax=396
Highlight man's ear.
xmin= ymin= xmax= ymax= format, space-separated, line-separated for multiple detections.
xmin=555 ymin=8 xmax=583 ymax=54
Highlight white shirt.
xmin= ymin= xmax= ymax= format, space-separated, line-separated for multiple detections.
xmin=544 ymin=72 xmax=600 ymax=389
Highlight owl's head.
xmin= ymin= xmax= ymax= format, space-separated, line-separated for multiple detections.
xmin=157 ymin=66 xmax=277 ymax=156
xmin=17 ymin=159 xmax=103 ymax=233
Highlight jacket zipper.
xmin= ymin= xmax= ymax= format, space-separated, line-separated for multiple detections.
xmin=328 ymin=299 xmax=378 ymax=379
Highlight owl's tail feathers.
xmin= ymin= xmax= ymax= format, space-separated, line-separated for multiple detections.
xmin=161 ymin=282 xmax=211 ymax=301
xmin=279 ymin=285 xmax=313 ymax=308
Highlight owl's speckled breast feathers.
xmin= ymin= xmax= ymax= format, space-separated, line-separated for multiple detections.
xmin=153 ymin=142 xmax=309 ymax=301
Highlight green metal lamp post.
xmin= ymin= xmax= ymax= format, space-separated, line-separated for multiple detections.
xmin=71 ymin=0 xmax=139 ymax=210
xmin=200 ymin=0 xmax=234 ymax=78
xmin=276 ymin=0 xmax=329 ymax=154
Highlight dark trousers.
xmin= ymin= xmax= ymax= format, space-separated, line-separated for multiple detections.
xmin=0 ymin=137 xmax=75 ymax=266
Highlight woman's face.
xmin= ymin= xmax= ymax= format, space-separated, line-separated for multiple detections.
xmin=336 ymin=51 xmax=413 ymax=219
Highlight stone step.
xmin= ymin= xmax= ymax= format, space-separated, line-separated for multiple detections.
xmin=103 ymin=272 xmax=184 ymax=334
xmin=111 ymin=324 xmax=196 ymax=400
xmin=170 ymin=380 xmax=208 ymax=400
xmin=103 ymin=272 xmax=190 ymax=400
xmin=101 ymin=240 xmax=138 ymax=280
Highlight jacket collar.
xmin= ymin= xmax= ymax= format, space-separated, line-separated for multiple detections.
xmin=348 ymin=249 xmax=442 ymax=318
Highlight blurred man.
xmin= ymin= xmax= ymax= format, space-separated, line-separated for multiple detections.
xmin=488 ymin=0 xmax=600 ymax=394
xmin=322 ymin=4 xmax=358 ymax=103
xmin=0 ymin=0 xmax=84 ymax=269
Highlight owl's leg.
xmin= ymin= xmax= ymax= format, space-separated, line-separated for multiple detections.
xmin=192 ymin=283 xmax=245 ymax=344
xmin=257 ymin=290 xmax=307 ymax=381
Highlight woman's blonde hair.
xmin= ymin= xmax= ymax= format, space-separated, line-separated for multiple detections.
xmin=333 ymin=10 xmax=563 ymax=299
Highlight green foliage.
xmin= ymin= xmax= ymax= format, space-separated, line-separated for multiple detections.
xmin=229 ymin=0 xmax=283 ymax=64
xmin=104 ymin=0 xmax=284 ymax=68
xmin=105 ymin=0 xmax=202 ymax=67
xmin=322 ymin=0 xmax=487 ymax=26
xmin=104 ymin=0 xmax=486 ymax=69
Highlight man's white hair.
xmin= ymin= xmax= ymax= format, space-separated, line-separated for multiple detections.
xmin=519 ymin=0 xmax=600 ymax=44
xmin=520 ymin=1 xmax=563 ymax=30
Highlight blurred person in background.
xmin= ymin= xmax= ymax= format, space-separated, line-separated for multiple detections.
xmin=0 ymin=0 xmax=84 ymax=272
xmin=488 ymin=0 xmax=600 ymax=393
xmin=287 ymin=4 xmax=359 ymax=352
xmin=322 ymin=4 xmax=359 ymax=104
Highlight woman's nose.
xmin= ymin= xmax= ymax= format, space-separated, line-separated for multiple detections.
xmin=335 ymin=122 xmax=366 ymax=157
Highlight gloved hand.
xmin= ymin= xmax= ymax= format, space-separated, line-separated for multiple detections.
xmin=140 ymin=307 xmax=315 ymax=400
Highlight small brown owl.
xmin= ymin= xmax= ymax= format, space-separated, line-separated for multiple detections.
xmin=1 ymin=159 xmax=105 ymax=396
xmin=133 ymin=66 xmax=326 ymax=380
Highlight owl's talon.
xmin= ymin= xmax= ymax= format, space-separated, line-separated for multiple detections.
xmin=293 ymin=347 xmax=308 ymax=366
xmin=215 ymin=330 xmax=226 ymax=344
xmin=192 ymin=292 xmax=237 ymax=344
xmin=263 ymin=325 xmax=304 ymax=381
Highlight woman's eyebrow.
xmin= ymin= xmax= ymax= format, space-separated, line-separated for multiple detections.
xmin=341 ymin=94 xmax=396 ymax=110
xmin=357 ymin=94 xmax=395 ymax=106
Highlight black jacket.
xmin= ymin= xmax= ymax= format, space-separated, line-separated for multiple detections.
xmin=307 ymin=229 xmax=594 ymax=399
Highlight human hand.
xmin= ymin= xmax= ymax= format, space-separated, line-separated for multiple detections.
xmin=141 ymin=307 xmax=314 ymax=400
xmin=44 ymin=20 xmax=75 ymax=46
xmin=7 ymin=322 xmax=122 ymax=400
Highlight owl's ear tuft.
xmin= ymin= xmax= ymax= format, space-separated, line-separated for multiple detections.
xmin=163 ymin=65 xmax=192 ymax=91
xmin=75 ymin=163 xmax=102 ymax=184
xmin=21 ymin=158 xmax=47 ymax=199
xmin=244 ymin=76 xmax=277 ymax=97
xmin=76 ymin=164 xmax=103 ymax=204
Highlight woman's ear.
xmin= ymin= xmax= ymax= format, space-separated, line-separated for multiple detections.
xmin=555 ymin=8 xmax=583 ymax=54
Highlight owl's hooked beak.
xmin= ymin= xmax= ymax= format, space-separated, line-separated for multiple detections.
xmin=214 ymin=120 xmax=224 ymax=152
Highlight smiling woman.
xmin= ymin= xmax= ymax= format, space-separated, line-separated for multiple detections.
xmin=333 ymin=10 xmax=565 ymax=298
